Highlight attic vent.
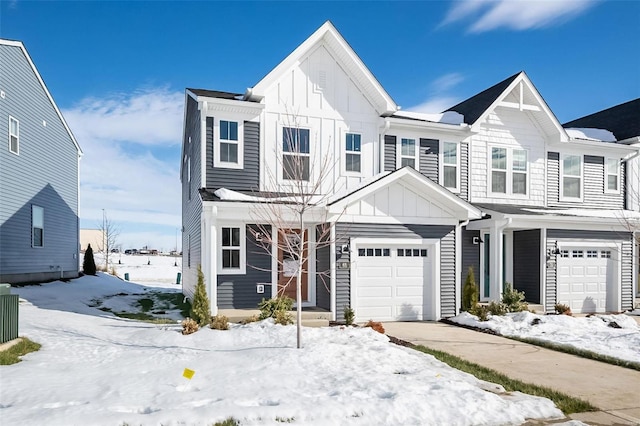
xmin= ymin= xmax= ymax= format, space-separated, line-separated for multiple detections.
xmin=316 ymin=70 xmax=327 ymax=92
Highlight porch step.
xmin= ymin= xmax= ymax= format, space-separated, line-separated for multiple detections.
xmin=527 ymin=304 xmax=545 ymax=314
xmin=218 ymin=308 xmax=332 ymax=325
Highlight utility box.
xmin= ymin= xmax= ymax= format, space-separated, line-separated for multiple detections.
xmin=0 ymin=284 xmax=18 ymax=344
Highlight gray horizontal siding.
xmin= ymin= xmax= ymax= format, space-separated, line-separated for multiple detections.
xmin=206 ymin=118 xmax=260 ymax=191
xmin=513 ymin=229 xmax=541 ymax=304
xmin=461 ymin=229 xmax=479 ymax=290
xmin=217 ymin=225 xmax=272 ymax=309
xmin=384 ymin=135 xmax=396 ymax=172
xmin=334 ymin=223 xmax=456 ymax=320
xmin=316 ymin=225 xmax=331 ymax=311
xmin=419 ymin=138 xmax=438 ymax=183
xmin=547 ymin=152 xmax=624 ymax=209
xmin=0 ymin=44 xmax=79 ymax=283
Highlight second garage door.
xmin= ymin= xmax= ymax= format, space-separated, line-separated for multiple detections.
xmin=353 ymin=242 xmax=436 ymax=322
xmin=556 ymin=247 xmax=612 ymax=313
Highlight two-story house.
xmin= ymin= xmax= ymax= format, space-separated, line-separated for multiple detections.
xmin=181 ymin=22 xmax=638 ymax=322
xmin=0 ymin=39 xmax=83 ymax=284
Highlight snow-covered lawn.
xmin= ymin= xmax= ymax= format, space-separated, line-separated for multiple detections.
xmin=450 ymin=311 xmax=640 ymax=364
xmin=1 ymin=273 xmax=565 ymax=426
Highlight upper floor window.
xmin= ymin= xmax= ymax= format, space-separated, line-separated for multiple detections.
xmin=490 ymin=147 xmax=528 ymax=196
xmin=345 ymin=133 xmax=361 ymax=173
xmin=283 ymin=127 xmax=310 ymax=181
xmin=32 ymin=205 xmax=44 ymax=247
xmin=561 ymin=154 xmax=582 ymax=200
xmin=441 ymin=142 xmax=459 ymax=192
xmin=400 ymin=138 xmax=416 ymax=169
xmin=214 ymin=118 xmax=243 ymax=169
xmin=605 ymin=158 xmax=619 ymax=193
xmin=9 ymin=116 xmax=19 ymax=155
xmin=219 ymin=225 xmax=246 ymax=274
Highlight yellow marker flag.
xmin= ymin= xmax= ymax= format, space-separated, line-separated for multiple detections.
xmin=183 ymin=368 xmax=195 ymax=380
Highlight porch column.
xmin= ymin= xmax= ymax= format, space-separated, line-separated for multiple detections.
xmin=489 ymin=218 xmax=511 ymax=301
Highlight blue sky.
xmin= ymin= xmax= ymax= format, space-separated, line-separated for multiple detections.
xmin=2 ymin=1 xmax=639 ymax=251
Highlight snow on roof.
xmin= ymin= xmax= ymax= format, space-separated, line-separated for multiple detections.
xmin=394 ymin=110 xmax=465 ymax=125
xmin=565 ymin=128 xmax=616 ymax=142
xmin=522 ymin=207 xmax=640 ymax=220
xmin=213 ymin=188 xmax=324 ymax=204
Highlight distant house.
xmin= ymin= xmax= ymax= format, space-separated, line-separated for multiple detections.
xmin=0 ymin=39 xmax=83 ymax=283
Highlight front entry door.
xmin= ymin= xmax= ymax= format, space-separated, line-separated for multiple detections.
xmin=277 ymin=229 xmax=308 ymax=302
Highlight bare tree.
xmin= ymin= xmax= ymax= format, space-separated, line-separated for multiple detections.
xmin=98 ymin=211 xmax=120 ymax=269
xmin=248 ymin=115 xmax=345 ymax=348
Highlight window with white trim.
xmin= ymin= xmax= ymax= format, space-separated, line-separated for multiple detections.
xmin=214 ymin=119 xmax=243 ymax=168
xmin=345 ymin=133 xmax=361 ymax=173
xmin=9 ymin=116 xmax=19 ymax=154
xmin=442 ymin=142 xmax=459 ymax=191
xmin=605 ymin=158 xmax=619 ymax=193
xmin=490 ymin=147 xmax=529 ymax=196
xmin=400 ymin=138 xmax=416 ymax=169
xmin=561 ymin=154 xmax=582 ymax=200
xmin=32 ymin=205 xmax=44 ymax=247
xmin=512 ymin=149 xmax=527 ymax=195
xmin=283 ymin=127 xmax=310 ymax=181
xmin=491 ymin=147 xmax=507 ymax=193
xmin=219 ymin=226 xmax=246 ymax=274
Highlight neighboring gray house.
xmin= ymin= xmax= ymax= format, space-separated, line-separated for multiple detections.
xmin=0 ymin=39 xmax=82 ymax=283
xmin=181 ymin=22 xmax=638 ymax=321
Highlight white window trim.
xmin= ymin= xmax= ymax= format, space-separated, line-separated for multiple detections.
xmin=487 ymin=146 xmax=530 ymax=198
xmin=32 ymin=205 xmax=44 ymax=248
xmin=278 ymin=123 xmax=313 ymax=184
xmin=439 ymin=141 xmax=460 ymax=193
xmin=9 ymin=115 xmax=19 ymax=155
xmin=560 ymin=153 xmax=584 ymax=202
xmin=604 ymin=157 xmax=620 ymax=194
xmin=218 ymin=224 xmax=246 ymax=275
xmin=343 ymin=131 xmax=362 ymax=176
xmin=213 ymin=117 xmax=244 ymax=169
xmin=397 ymin=137 xmax=419 ymax=170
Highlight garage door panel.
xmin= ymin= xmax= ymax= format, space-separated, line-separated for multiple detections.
xmin=395 ymin=286 xmax=423 ymax=297
xmin=358 ymin=266 xmax=393 ymax=278
xmin=557 ymin=246 xmax=609 ymax=313
xmin=395 ymin=304 xmax=423 ymax=320
xmin=358 ymin=306 xmax=393 ymax=320
xmin=396 ymin=267 xmax=424 ymax=278
xmin=359 ymin=287 xmax=393 ymax=298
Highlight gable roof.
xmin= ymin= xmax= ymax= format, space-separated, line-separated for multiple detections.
xmin=0 ymin=39 xmax=82 ymax=155
xmin=187 ymin=88 xmax=245 ymax=101
xmin=562 ymin=98 xmax=640 ymax=142
xmin=247 ymin=21 xmax=397 ymax=115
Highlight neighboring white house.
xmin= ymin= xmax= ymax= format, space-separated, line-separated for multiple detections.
xmin=181 ymin=21 xmax=639 ymax=321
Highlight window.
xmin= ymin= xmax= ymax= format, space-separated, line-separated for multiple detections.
xmin=283 ymin=127 xmax=310 ymax=181
xmin=219 ymin=226 xmax=246 ymax=274
xmin=561 ymin=154 xmax=582 ymax=200
xmin=489 ymin=147 xmax=529 ymax=196
xmin=32 ymin=205 xmax=44 ymax=247
xmin=586 ymin=250 xmax=598 ymax=258
xmin=9 ymin=116 xmax=19 ymax=154
xmin=572 ymin=250 xmax=584 ymax=258
xmin=400 ymin=138 xmax=416 ymax=169
xmin=605 ymin=158 xmax=619 ymax=193
xmin=601 ymin=250 xmax=611 ymax=258
xmin=358 ymin=247 xmax=390 ymax=257
xmin=345 ymin=133 xmax=361 ymax=173
xmin=397 ymin=248 xmax=428 ymax=257
xmin=442 ymin=142 xmax=459 ymax=191
xmin=512 ymin=149 xmax=528 ymax=195
xmin=491 ymin=147 xmax=507 ymax=193
xmin=214 ymin=118 xmax=243 ymax=169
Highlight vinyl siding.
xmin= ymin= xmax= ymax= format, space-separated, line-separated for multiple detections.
xmin=460 ymin=143 xmax=469 ymax=201
xmin=419 ymin=138 xmax=438 ymax=183
xmin=206 ymin=118 xmax=260 ymax=191
xmin=547 ymin=152 xmax=625 ymax=209
xmin=513 ymin=229 xmax=541 ymax=304
xmin=461 ymin=229 xmax=480 ymax=288
xmin=181 ymin=96 xmax=202 ymax=299
xmin=217 ymin=225 xmax=272 ymax=309
xmin=334 ymin=223 xmax=456 ymax=321
xmin=545 ymin=229 xmax=633 ymax=312
xmin=316 ymin=225 xmax=331 ymax=310
xmin=0 ymin=43 xmax=80 ymax=283
xmin=384 ymin=135 xmax=396 ymax=172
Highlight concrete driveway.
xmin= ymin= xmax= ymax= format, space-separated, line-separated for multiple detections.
xmin=383 ymin=321 xmax=640 ymax=426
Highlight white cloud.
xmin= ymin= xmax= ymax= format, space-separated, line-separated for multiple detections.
xmin=441 ymin=0 xmax=598 ymax=33
xmin=406 ymin=72 xmax=465 ymax=114
xmin=63 ymin=87 xmax=184 ymax=249
xmin=406 ymin=96 xmax=461 ymax=115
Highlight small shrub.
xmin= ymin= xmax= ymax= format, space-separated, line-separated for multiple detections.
xmin=343 ymin=305 xmax=355 ymax=326
xmin=210 ymin=314 xmax=229 ymax=330
xmin=501 ymin=283 xmax=528 ymax=312
xmin=213 ymin=418 xmax=239 ymax=426
xmin=273 ymin=310 xmax=294 ymax=325
xmin=462 ymin=267 xmax=479 ymax=312
xmin=554 ymin=303 xmax=572 ymax=316
xmin=239 ymin=314 xmax=260 ymax=324
xmin=110 ymin=266 xmax=118 ymax=277
xmin=487 ymin=301 xmax=507 ymax=316
xmin=258 ymin=296 xmax=294 ymax=320
xmin=470 ymin=304 xmax=489 ymax=321
xmin=82 ymin=244 xmax=97 ymax=275
xmin=181 ymin=317 xmax=199 ymax=335
xmin=190 ymin=266 xmax=211 ymax=326
xmin=364 ymin=320 xmax=385 ymax=334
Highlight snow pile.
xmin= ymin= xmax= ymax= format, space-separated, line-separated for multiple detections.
xmin=2 ymin=274 xmax=564 ymax=425
xmin=450 ymin=311 xmax=640 ymax=363
xmin=395 ymin=110 xmax=465 ymax=125
xmin=566 ymin=128 xmax=616 ymax=142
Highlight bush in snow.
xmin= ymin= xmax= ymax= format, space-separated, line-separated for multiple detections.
xmin=258 ymin=296 xmax=293 ymax=321
xmin=462 ymin=267 xmax=479 ymax=312
xmin=501 ymin=283 xmax=528 ymax=313
xmin=364 ymin=320 xmax=385 ymax=334
xmin=210 ymin=314 xmax=229 ymax=330
xmin=487 ymin=301 xmax=508 ymax=316
xmin=239 ymin=314 xmax=260 ymax=325
xmin=273 ymin=309 xmax=294 ymax=326
xmin=190 ymin=266 xmax=211 ymax=326
xmin=181 ymin=318 xmax=199 ymax=335
xmin=343 ymin=305 xmax=355 ymax=326
xmin=554 ymin=303 xmax=572 ymax=316
xmin=470 ymin=304 xmax=489 ymax=321
xmin=82 ymin=244 xmax=97 ymax=275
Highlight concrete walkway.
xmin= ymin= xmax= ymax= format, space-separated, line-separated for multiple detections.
xmin=383 ymin=321 xmax=640 ymax=426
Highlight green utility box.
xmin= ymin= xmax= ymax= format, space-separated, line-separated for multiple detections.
xmin=0 ymin=284 xmax=18 ymax=344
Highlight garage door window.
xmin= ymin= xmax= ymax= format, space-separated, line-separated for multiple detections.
xmin=601 ymin=250 xmax=611 ymax=258
xmin=572 ymin=250 xmax=583 ymax=258
xmin=397 ymin=248 xmax=427 ymax=257
xmin=358 ymin=248 xmax=390 ymax=257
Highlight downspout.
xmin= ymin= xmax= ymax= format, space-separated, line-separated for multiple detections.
xmin=456 ymin=219 xmax=470 ymax=314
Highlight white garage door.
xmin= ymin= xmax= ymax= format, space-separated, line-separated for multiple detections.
xmin=557 ymin=248 xmax=611 ymax=313
xmin=353 ymin=244 xmax=434 ymax=322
